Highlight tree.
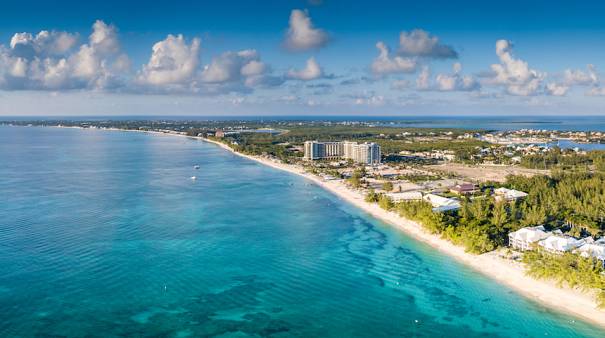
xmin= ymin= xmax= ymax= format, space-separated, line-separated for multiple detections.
xmin=382 ymin=181 xmax=394 ymax=192
xmin=378 ymin=195 xmax=394 ymax=210
xmin=365 ymin=189 xmax=379 ymax=203
xmin=491 ymin=201 xmax=509 ymax=227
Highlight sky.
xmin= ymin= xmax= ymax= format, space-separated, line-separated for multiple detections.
xmin=1 ymin=0 xmax=605 ymax=116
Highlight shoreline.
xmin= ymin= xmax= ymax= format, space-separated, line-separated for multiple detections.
xmin=199 ymin=137 xmax=605 ymax=329
xmin=43 ymin=125 xmax=605 ymax=329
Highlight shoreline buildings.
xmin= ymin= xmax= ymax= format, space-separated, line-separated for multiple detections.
xmin=304 ymin=141 xmax=381 ymax=164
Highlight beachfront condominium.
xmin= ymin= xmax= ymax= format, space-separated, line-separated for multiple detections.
xmin=304 ymin=141 xmax=381 ymax=164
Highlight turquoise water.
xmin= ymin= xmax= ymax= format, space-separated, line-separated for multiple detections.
xmin=0 ymin=126 xmax=603 ymax=337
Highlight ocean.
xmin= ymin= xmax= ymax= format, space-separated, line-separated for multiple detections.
xmin=0 ymin=125 xmax=603 ymax=337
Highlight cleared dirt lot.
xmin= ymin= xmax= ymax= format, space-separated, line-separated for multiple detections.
xmin=424 ymin=163 xmax=550 ymax=183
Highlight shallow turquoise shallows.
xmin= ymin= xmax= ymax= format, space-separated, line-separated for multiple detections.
xmin=0 ymin=126 xmax=603 ymax=337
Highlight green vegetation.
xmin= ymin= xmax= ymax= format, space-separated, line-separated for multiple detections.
xmin=521 ymin=148 xmax=605 ymax=172
xmin=382 ymin=181 xmax=394 ymax=192
xmin=376 ymin=139 xmax=490 ymax=163
xmin=523 ymin=251 xmax=605 ymax=308
xmin=365 ymin=189 xmax=380 ymax=203
xmin=365 ymin=171 xmax=605 ymax=305
xmin=506 ymin=172 xmax=605 ymax=236
xmin=348 ymin=168 xmax=365 ymax=188
xmin=367 ymin=172 xmax=605 ymax=253
xmin=369 ymin=191 xmax=511 ymax=254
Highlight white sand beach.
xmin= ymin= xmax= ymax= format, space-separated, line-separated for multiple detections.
xmin=200 ymin=136 xmax=605 ymax=329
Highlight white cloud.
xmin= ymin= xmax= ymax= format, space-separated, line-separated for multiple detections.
xmin=287 ymin=57 xmax=324 ymax=80
xmin=201 ymin=49 xmax=259 ymax=83
xmin=0 ymin=20 xmax=126 ymax=90
xmin=371 ymin=42 xmax=417 ymax=76
xmin=545 ymin=82 xmax=569 ymax=96
xmin=489 ymin=40 xmax=544 ymax=96
xmin=9 ymin=30 xmax=77 ymax=59
xmin=434 ymin=63 xmax=480 ymax=91
xmin=199 ymin=49 xmax=283 ymax=90
xmin=137 ymin=34 xmax=200 ymax=86
xmin=284 ymin=9 xmax=329 ymax=51
xmin=241 ymin=60 xmax=267 ymax=77
xmin=564 ymin=64 xmax=598 ymax=86
xmin=89 ymin=20 xmax=119 ymax=55
xmin=398 ymin=29 xmax=457 ymax=59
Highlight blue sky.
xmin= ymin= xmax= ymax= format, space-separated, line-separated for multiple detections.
xmin=1 ymin=0 xmax=605 ymax=116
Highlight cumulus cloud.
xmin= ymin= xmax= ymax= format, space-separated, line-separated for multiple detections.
xmin=371 ymin=42 xmax=417 ymax=76
xmin=398 ymin=29 xmax=457 ymax=59
xmin=89 ymin=20 xmax=119 ymax=55
xmin=564 ymin=64 xmax=598 ymax=86
xmin=489 ymin=40 xmax=544 ymax=96
xmin=0 ymin=20 xmax=127 ymax=90
xmin=10 ymin=30 xmax=77 ymax=59
xmin=201 ymin=49 xmax=258 ymax=83
xmin=287 ymin=57 xmax=324 ymax=80
xmin=284 ymin=9 xmax=329 ymax=51
xmin=199 ymin=49 xmax=283 ymax=90
xmin=434 ymin=63 xmax=480 ymax=91
xmin=137 ymin=34 xmax=200 ymax=86
xmin=409 ymin=63 xmax=479 ymax=92
xmin=545 ymin=82 xmax=569 ymax=96
xmin=561 ymin=65 xmax=605 ymax=96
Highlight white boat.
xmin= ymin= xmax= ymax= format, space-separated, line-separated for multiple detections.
xmin=190 ymin=176 xmax=197 ymax=180
xmin=194 ymin=165 xmax=200 ymax=169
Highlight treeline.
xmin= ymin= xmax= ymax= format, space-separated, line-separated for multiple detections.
xmin=521 ymin=148 xmax=605 ymax=171
xmin=523 ymin=251 xmax=605 ymax=308
xmin=281 ymin=126 xmax=474 ymax=142
xmin=367 ymin=171 xmax=605 ymax=254
xmin=221 ymin=133 xmax=300 ymax=162
xmin=375 ymin=139 xmax=490 ymax=162
xmin=366 ymin=194 xmax=514 ymax=254
xmin=507 ymin=172 xmax=605 ymax=235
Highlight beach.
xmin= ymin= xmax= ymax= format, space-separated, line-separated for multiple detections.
xmin=200 ymin=136 xmax=605 ymax=329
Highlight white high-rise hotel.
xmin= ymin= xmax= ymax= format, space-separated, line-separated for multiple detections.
xmin=303 ymin=141 xmax=381 ymax=164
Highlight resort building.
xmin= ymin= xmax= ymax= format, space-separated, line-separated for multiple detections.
xmin=450 ymin=183 xmax=477 ymax=195
xmin=303 ymin=141 xmax=343 ymax=160
xmin=508 ymin=226 xmax=551 ymax=251
xmin=303 ymin=141 xmax=381 ymax=164
xmin=386 ymin=191 xmax=423 ymax=203
xmin=423 ymin=194 xmax=461 ymax=212
xmin=215 ymin=130 xmax=225 ymax=138
xmin=538 ymin=234 xmax=585 ymax=254
xmin=494 ymin=187 xmax=528 ymax=202
xmin=576 ymin=238 xmax=605 ymax=267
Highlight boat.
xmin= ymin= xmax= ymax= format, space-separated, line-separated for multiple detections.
xmin=194 ymin=165 xmax=200 ymax=169
xmin=190 ymin=176 xmax=197 ymax=180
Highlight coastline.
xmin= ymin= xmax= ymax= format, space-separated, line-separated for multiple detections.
xmin=199 ymin=136 xmax=605 ymax=329
xmin=45 ymin=125 xmax=605 ymax=329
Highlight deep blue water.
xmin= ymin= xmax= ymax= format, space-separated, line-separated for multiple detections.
xmin=1 ymin=126 xmax=604 ymax=337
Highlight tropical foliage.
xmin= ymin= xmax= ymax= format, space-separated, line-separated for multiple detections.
xmin=523 ymin=250 xmax=605 ymax=308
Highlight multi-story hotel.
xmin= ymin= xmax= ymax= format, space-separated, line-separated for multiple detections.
xmin=303 ymin=141 xmax=381 ymax=164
